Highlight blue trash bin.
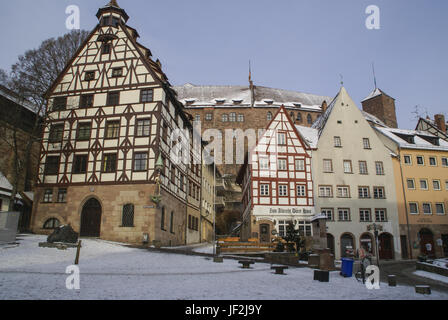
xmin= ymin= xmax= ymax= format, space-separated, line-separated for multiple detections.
xmin=340 ymin=258 xmax=354 ymax=277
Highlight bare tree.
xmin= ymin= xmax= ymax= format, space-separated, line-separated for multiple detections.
xmin=0 ymin=30 xmax=89 ymax=213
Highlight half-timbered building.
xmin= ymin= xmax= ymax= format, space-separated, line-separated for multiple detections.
xmin=30 ymin=1 xmax=201 ymax=246
xmin=236 ymin=106 xmax=315 ymax=243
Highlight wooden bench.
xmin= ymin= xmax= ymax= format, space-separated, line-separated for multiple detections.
xmin=238 ymin=260 xmax=255 ymax=269
xmin=271 ymin=265 xmax=288 ymax=275
xmin=415 ymin=285 xmax=431 ymax=295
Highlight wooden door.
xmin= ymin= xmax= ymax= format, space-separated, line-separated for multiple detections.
xmin=419 ymin=229 xmax=435 ymax=257
xmin=259 ymin=224 xmax=270 ymax=243
xmin=80 ymin=198 xmax=102 ymax=237
xmin=379 ymin=233 xmax=394 ymax=260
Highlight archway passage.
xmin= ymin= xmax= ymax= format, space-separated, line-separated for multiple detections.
xmin=259 ymin=224 xmax=270 ymax=243
xmin=360 ymin=233 xmax=374 ymax=255
xmin=340 ymin=233 xmax=354 ymax=258
xmin=80 ymin=198 xmax=102 ymax=237
xmin=378 ymin=233 xmax=394 ymax=260
xmin=327 ymin=233 xmax=335 ymax=255
xmin=419 ymin=228 xmax=435 ymax=257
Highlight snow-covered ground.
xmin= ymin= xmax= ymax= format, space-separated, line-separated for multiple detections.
xmin=413 ymin=270 xmax=448 ymax=284
xmin=1 ymin=235 xmax=447 ymax=300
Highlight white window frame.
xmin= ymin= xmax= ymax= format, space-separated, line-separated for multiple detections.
xmin=359 ymin=209 xmax=371 ymax=222
xmin=375 ymin=209 xmax=387 ymax=222
xmin=295 ymin=159 xmax=305 ymax=171
xmin=278 ymin=185 xmax=288 ymax=197
xmin=358 ymin=186 xmax=369 ymax=198
xmin=409 ymin=202 xmax=419 ymax=215
xmin=416 ymin=156 xmax=424 ymax=166
xmin=359 ymin=161 xmax=368 ymax=175
xmin=442 ymin=157 xmax=448 ymax=167
xmin=321 ymin=208 xmax=334 ymax=221
xmin=363 ymin=138 xmax=371 ymax=149
xmin=433 ymin=180 xmax=441 ymax=191
xmin=337 ymin=186 xmax=350 ymax=198
xmin=319 ymin=186 xmax=332 ymax=198
xmin=338 ymin=208 xmax=350 ymax=221
xmin=259 ymin=157 xmax=269 ymax=170
xmin=334 ymin=136 xmax=342 ymax=147
xmin=323 ymin=159 xmax=333 ymax=173
xmin=296 ymin=185 xmax=306 ymax=197
xmin=435 ymin=203 xmax=445 ymax=215
xmin=420 ymin=179 xmax=428 ymax=190
xmin=406 ymin=178 xmax=415 ymax=189
xmin=277 ymin=132 xmax=286 ymax=145
xmin=278 ymin=159 xmax=287 ymax=171
xmin=403 ymin=155 xmax=412 ymax=165
xmin=429 ymin=157 xmax=437 ymax=166
xmin=343 ymin=160 xmax=352 ymax=174
xmin=260 ymin=184 xmax=270 ymax=196
xmin=375 ymin=161 xmax=384 ymax=175
xmin=422 ymin=203 xmax=432 ymax=215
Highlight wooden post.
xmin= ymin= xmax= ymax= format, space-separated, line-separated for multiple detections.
xmin=74 ymin=240 xmax=82 ymax=265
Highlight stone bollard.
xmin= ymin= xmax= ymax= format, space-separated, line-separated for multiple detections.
xmin=388 ymin=275 xmax=397 ymax=287
xmin=213 ymin=256 xmax=223 ymax=263
xmin=314 ymin=270 xmax=329 ymax=282
xmin=415 ymin=285 xmax=431 ymax=295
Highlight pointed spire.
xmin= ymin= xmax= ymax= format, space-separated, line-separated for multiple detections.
xmin=97 ymin=0 xmax=129 ymax=22
xmin=107 ymin=0 xmax=120 ymax=7
xmin=372 ymin=62 xmax=377 ymax=89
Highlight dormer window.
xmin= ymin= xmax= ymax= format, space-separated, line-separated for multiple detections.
xmin=293 ymin=103 xmax=302 ymax=108
xmin=215 ymin=99 xmax=226 ymax=104
xmin=264 ymin=99 xmax=274 ymax=105
xmin=232 ymin=99 xmax=243 ymax=104
xmin=85 ymin=71 xmax=95 ymax=81
xmin=185 ymin=99 xmax=196 ymax=105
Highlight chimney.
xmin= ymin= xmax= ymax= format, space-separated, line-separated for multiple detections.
xmin=321 ymin=100 xmax=327 ymax=113
xmin=434 ymin=114 xmax=447 ymax=133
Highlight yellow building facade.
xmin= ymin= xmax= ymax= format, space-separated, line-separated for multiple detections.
xmin=375 ymin=127 xmax=448 ymax=258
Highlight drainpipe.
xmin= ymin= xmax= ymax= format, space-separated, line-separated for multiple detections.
xmin=398 ymin=146 xmax=413 ymax=259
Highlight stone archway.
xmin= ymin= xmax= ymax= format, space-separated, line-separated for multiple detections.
xmin=80 ymin=198 xmax=102 ymax=237
xmin=360 ymin=232 xmax=375 ymax=255
xmin=326 ymin=233 xmax=335 ymax=255
xmin=340 ymin=233 xmax=355 ymax=258
xmin=378 ymin=232 xmax=394 ymax=260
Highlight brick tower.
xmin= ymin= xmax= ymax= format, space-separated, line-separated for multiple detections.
xmin=361 ymin=88 xmax=398 ymax=128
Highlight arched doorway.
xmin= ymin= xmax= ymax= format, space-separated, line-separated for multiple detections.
xmin=378 ymin=233 xmax=394 ymax=260
xmin=340 ymin=233 xmax=355 ymax=257
xmin=259 ymin=224 xmax=270 ymax=243
xmin=419 ymin=228 xmax=435 ymax=257
xmin=360 ymin=233 xmax=374 ymax=255
xmin=327 ymin=233 xmax=335 ymax=255
xmin=80 ymin=198 xmax=102 ymax=237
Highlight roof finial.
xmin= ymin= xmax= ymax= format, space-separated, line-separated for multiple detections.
xmin=108 ymin=0 xmax=120 ymax=8
xmin=372 ymin=62 xmax=377 ymax=89
xmin=339 ymin=74 xmax=344 ymax=86
xmin=249 ymin=60 xmax=252 ymax=83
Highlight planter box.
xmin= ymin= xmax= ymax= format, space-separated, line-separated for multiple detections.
xmin=416 ymin=262 xmax=448 ymax=277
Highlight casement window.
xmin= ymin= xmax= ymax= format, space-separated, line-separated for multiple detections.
xmin=422 ymin=203 xmax=432 ymax=215
xmin=140 ymin=89 xmax=153 ymax=103
xmin=53 ymin=97 xmax=67 ymax=111
xmin=337 ymin=186 xmax=350 ymax=198
xmin=260 ymin=158 xmax=269 ymax=170
xmin=102 ymin=43 xmax=111 ymax=54
xmin=136 ymin=119 xmax=151 ymax=137
xmin=278 ymin=159 xmax=287 ymax=171
xmin=436 ymin=203 xmax=445 ymax=215
xmin=57 ymin=188 xmax=67 ymax=203
xmin=85 ymin=71 xmax=95 ymax=81
xmin=359 ymin=209 xmax=372 ymax=222
xmin=321 ymin=208 xmax=334 ymax=221
xmin=205 ymin=113 xmax=212 ymax=121
xmin=111 ymin=67 xmax=123 ymax=78
xmin=102 ymin=153 xmax=117 ymax=173
xmin=419 ymin=179 xmax=428 ymax=190
xmin=43 ymin=218 xmax=60 ymax=229
xmin=307 ymin=114 xmax=312 ymax=124
xmin=44 ymin=156 xmax=60 ymax=175
xmin=295 ymin=159 xmax=305 ymax=171
xmin=43 ymin=189 xmax=53 ymax=203
xmin=433 ymin=180 xmax=441 ymax=190
xmin=105 ymin=121 xmax=120 ymax=138
xmin=375 ymin=209 xmax=387 ymax=222
xmin=296 ymin=113 xmax=302 ymax=122
xmin=72 ymin=155 xmax=88 ymax=174
xmin=359 ymin=161 xmax=368 ymax=175
xmin=323 ymin=159 xmax=333 ymax=173
xmin=229 ymin=112 xmax=236 ymax=122
xmin=222 ymin=114 xmax=228 ymax=122
xmin=403 ymin=155 xmax=412 ymax=165
xmin=237 ymin=114 xmax=244 ymax=122
xmin=373 ymin=187 xmax=385 ymax=199
xmin=106 ymin=92 xmax=119 ymax=105
xmin=298 ymin=221 xmax=312 ymax=236
xmin=358 ymin=186 xmax=370 ymax=198
xmin=363 ymin=138 xmax=371 ymax=149
xmin=406 ymin=179 xmax=415 ymax=189
xmin=170 ymin=211 xmax=175 ymax=233
xmin=161 ymin=207 xmax=165 ymax=230
xmin=338 ymin=208 xmax=350 ymax=221
xmin=278 ymin=185 xmax=288 ymax=196
xmin=121 ymin=204 xmax=134 ymax=227
xmin=267 ymin=112 xmax=272 ymax=121
xmin=318 ymin=186 xmax=332 ymax=198
xmin=429 ymin=157 xmax=437 ymax=166
xmin=343 ymin=160 xmax=353 ymax=173
xmin=409 ymin=202 xmax=419 ymax=214
xmin=277 ymin=133 xmax=286 ymax=145
xmin=375 ymin=161 xmax=385 ymax=175
xmin=79 ymin=94 xmax=94 ymax=108
xmin=334 ymin=136 xmax=342 ymax=147
xmin=133 ymin=152 xmax=147 ymax=171
xmin=442 ymin=157 xmax=448 ymax=167
xmin=260 ymin=184 xmax=270 ymax=196
xmin=195 ymin=114 xmax=200 ymax=122
xmin=77 ymin=122 xmax=91 ymax=141
xmin=416 ymin=156 xmax=424 ymax=165
xmin=48 ymin=124 xmax=64 ymax=143
xmin=278 ymin=220 xmax=291 ymax=237
xmin=297 ymin=185 xmax=306 ymax=197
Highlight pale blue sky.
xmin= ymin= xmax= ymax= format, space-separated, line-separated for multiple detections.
xmin=1 ymin=0 xmax=447 ymax=129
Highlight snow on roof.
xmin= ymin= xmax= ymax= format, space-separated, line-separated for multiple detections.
xmin=375 ymin=127 xmax=448 ymax=151
xmin=295 ymin=125 xmax=318 ymax=149
xmin=0 ymin=172 xmax=13 ymax=191
xmin=0 ymin=85 xmax=40 ymax=115
xmin=361 ymin=88 xmax=383 ymax=102
xmin=173 ymin=83 xmax=331 ymax=109
xmin=361 ymin=111 xmax=387 ymax=127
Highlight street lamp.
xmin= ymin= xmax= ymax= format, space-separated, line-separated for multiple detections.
xmin=367 ymin=223 xmax=383 ymax=267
